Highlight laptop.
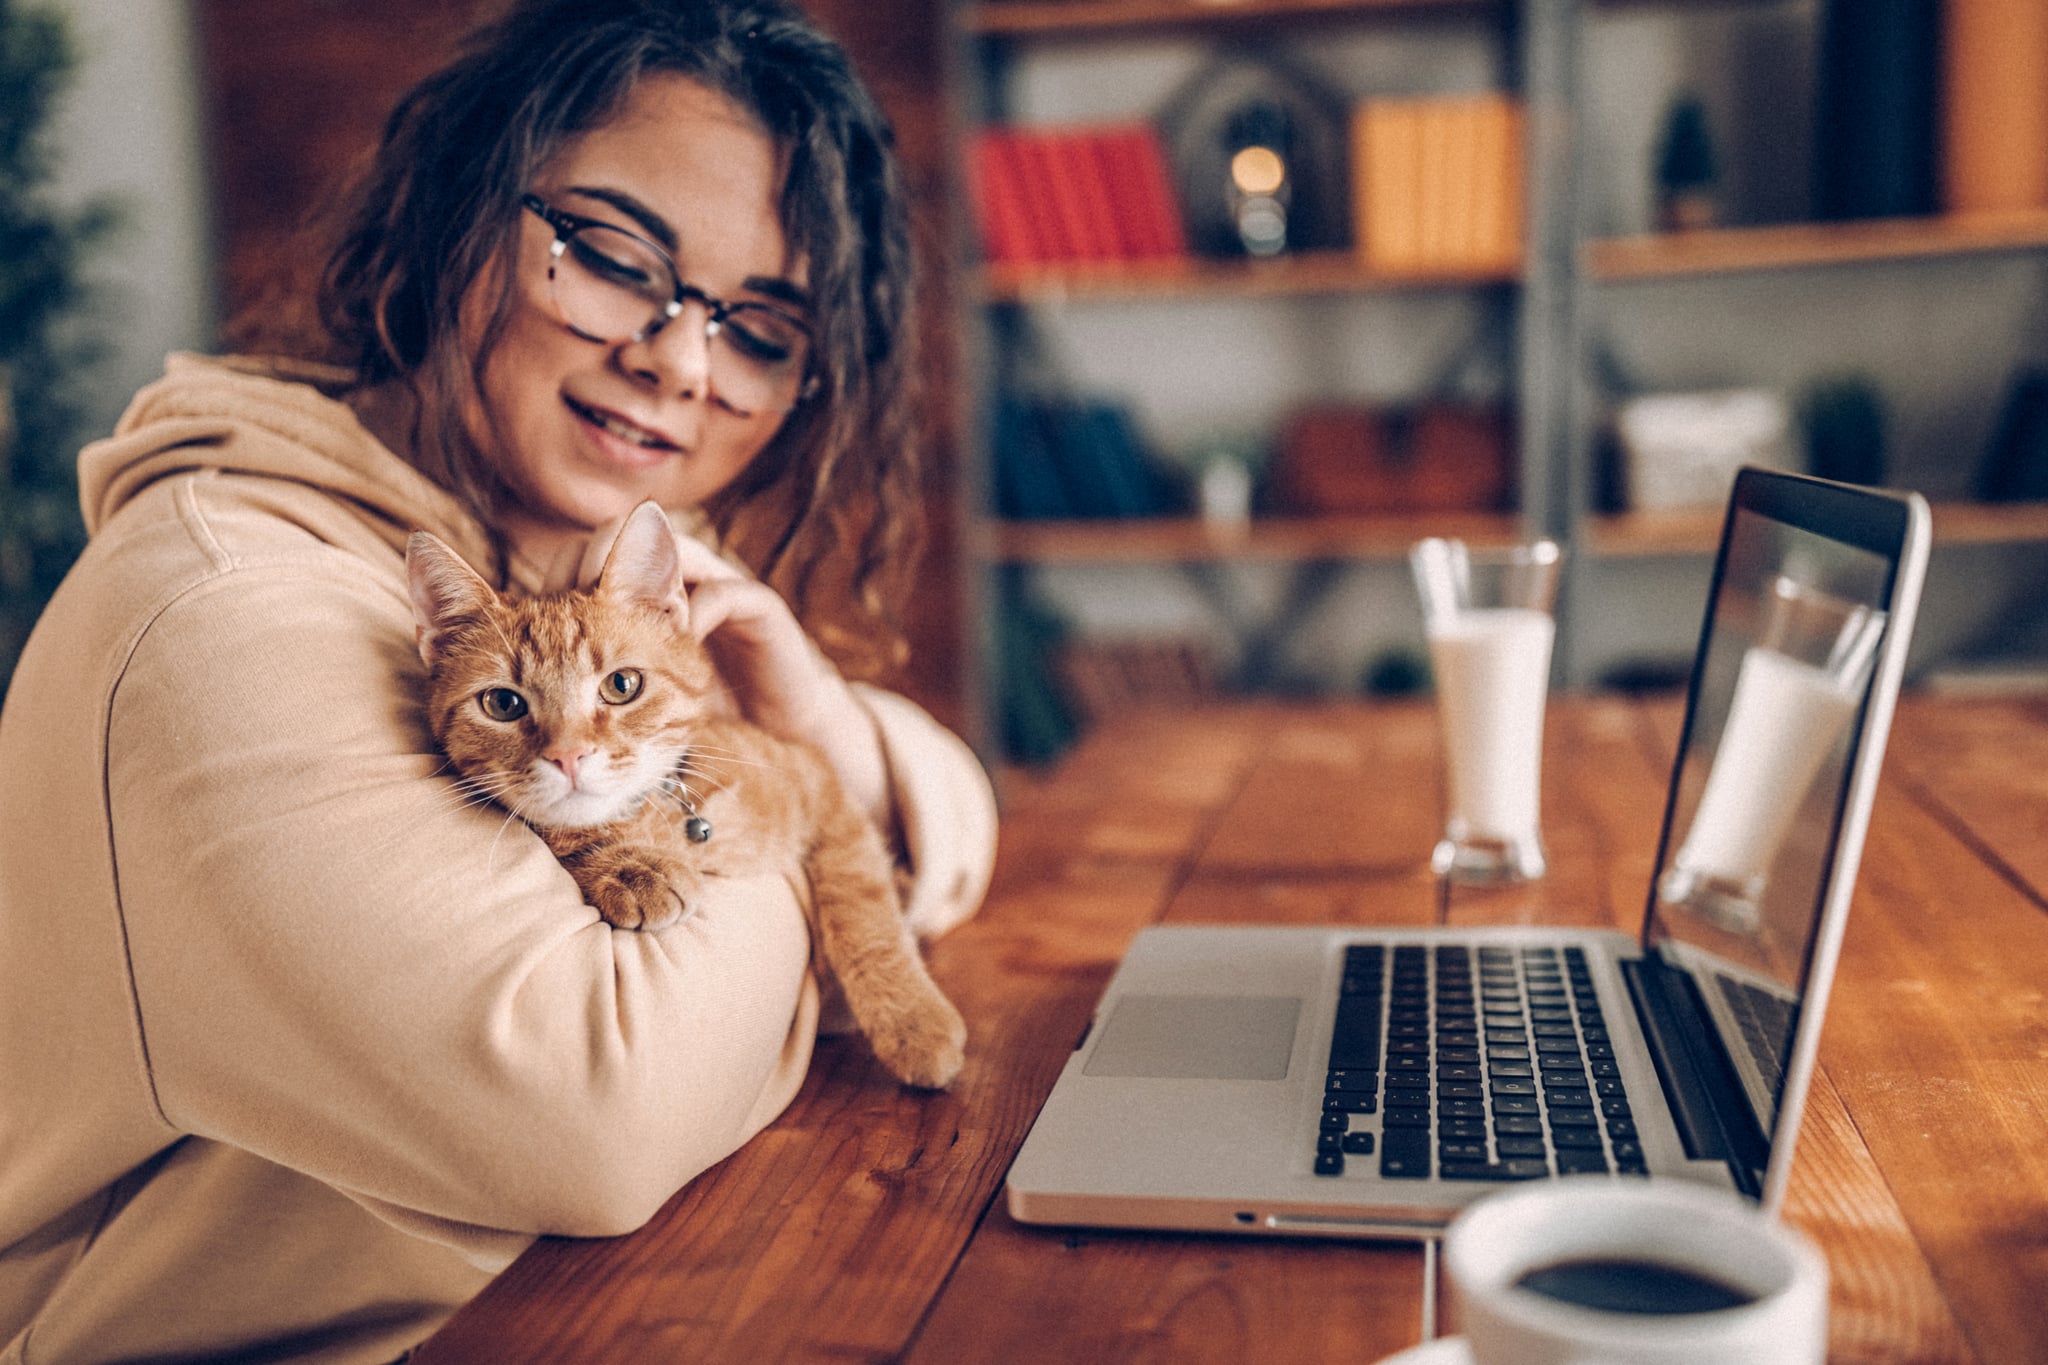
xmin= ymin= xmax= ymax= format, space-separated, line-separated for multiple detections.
xmin=1006 ymin=467 xmax=1930 ymax=1239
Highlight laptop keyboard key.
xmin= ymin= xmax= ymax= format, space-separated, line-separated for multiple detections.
xmin=1441 ymin=1159 xmax=1549 ymax=1181
xmin=1380 ymin=1127 xmax=1430 ymax=1179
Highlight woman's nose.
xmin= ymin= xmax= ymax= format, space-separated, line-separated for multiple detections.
xmin=620 ymin=302 xmax=714 ymax=402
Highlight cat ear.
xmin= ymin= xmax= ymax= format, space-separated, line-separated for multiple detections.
xmin=596 ymin=500 xmax=689 ymax=624
xmin=405 ymin=531 xmax=499 ymax=669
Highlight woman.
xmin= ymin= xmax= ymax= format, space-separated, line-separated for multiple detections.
xmin=0 ymin=1 xmax=996 ymax=1359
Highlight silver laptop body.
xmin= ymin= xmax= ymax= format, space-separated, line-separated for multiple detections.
xmin=1006 ymin=468 xmax=1931 ymax=1239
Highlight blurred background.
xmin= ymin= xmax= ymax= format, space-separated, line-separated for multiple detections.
xmin=5 ymin=0 xmax=2047 ymax=762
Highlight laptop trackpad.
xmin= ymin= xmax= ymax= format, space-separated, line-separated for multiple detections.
xmin=1083 ymin=994 xmax=1301 ymax=1080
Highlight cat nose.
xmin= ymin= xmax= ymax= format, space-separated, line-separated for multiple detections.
xmin=543 ymin=745 xmax=594 ymax=787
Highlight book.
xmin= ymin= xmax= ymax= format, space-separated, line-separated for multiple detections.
xmin=969 ymin=130 xmax=1042 ymax=263
xmin=1814 ymin=0 xmax=1939 ymax=221
xmin=1471 ymin=95 xmax=1524 ymax=272
xmin=1942 ymin=0 xmax=2048 ymax=212
xmin=969 ymin=123 xmax=1190 ymax=265
xmin=1354 ymin=94 xmax=1523 ymax=275
xmin=1094 ymin=123 xmax=1188 ymax=259
xmin=1355 ymin=100 xmax=1424 ymax=274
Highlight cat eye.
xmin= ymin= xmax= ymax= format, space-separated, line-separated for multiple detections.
xmin=599 ymin=669 xmax=644 ymax=705
xmin=478 ymin=687 xmax=528 ymax=722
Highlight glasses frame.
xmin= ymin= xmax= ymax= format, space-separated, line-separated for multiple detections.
xmin=519 ymin=193 xmax=814 ymax=402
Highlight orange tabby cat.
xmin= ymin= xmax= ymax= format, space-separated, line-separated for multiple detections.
xmin=404 ymin=501 xmax=966 ymax=1089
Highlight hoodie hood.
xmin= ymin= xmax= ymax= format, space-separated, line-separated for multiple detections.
xmin=79 ymin=352 xmax=500 ymax=583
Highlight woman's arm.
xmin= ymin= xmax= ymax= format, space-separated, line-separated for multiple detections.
xmin=104 ymin=561 xmax=820 ymax=1249
xmin=660 ymin=531 xmax=999 ymax=936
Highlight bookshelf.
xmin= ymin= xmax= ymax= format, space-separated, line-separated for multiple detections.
xmin=1590 ymin=209 xmax=2048 ymax=282
xmin=982 ymin=509 xmax=1524 ymax=563
xmin=964 ymin=0 xmax=1500 ymax=39
xmin=1586 ymin=500 xmax=2048 ymax=559
xmin=951 ymin=0 xmax=2048 ymax=756
xmin=980 ymin=248 xmax=1516 ymax=303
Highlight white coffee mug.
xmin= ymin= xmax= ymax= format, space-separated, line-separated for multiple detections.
xmin=1442 ymin=1178 xmax=1828 ymax=1365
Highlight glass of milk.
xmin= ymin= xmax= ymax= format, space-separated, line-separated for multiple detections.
xmin=1658 ymin=576 xmax=1886 ymax=934
xmin=1410 ymin=537 xmax=1562 ymax=883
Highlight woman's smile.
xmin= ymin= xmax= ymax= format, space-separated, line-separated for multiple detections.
xmin=566 ymin=393 xmax=683 ymax=468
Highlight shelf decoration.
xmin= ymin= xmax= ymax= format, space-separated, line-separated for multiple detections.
xmin=1978 ymin=367 xmax=2048 ymax=502
xmin=1352 ymin=93 xmax=1522 ymax=275
xmin=1613 ymin=390 xmax=1798 ymax=512
xmin=1157 ymin=49 xmax=1350 ymax=258
xmin=967 ymin=123 xmax=1188 ymax=264
xmin=1798 ymin=375 xmax=1887 ymax=488
xmin=1271 ymin=403 xmax=1512 ymax=515
xmin=1653 ymin=93 xmax=1719 ymax=233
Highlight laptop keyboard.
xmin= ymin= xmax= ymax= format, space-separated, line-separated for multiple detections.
xmin=1314 ymin=943 xmax=1649 ymax=1182
xmin=1718 ymin=972 xmax=1798 ymax=1098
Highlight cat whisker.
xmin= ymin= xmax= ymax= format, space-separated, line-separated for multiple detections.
xmin=680 ymin=743 xmax=783 ymax=772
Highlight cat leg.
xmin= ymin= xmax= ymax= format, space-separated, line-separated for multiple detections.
xmin=805 ymin=809 xmax=967 ymax=1089
xmin=562 ymin=843 xmax=702 ymax=932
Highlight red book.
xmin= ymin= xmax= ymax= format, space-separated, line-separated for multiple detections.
xmin=968 ymin=130 xmax=1040 ymax=263
xmin=1058 ymin=129 xmax=1131 ymax=260
xmin=1096 ymin=123 xmax=1187 ymax=259
xmin=1023 ymin=129 xmax=1111 ymax=261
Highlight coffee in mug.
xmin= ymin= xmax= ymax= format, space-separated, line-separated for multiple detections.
xmin=1443 ymin=1178 xmax=1827 ymax=1365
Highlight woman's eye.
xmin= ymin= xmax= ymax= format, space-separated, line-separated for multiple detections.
xmin=599 ymin=669 xmax=643 ymax=704
xmin=479 ymin=687 xmax=527 ymax=722
xmin=723 ymin=306 xmax=806 ymax=365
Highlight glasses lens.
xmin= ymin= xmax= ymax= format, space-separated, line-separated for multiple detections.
xmin=551 ymin=223 xmax=673 ymax=343
xmin=714 ymin=303 xmax=810 ymax=409
xmin=550 ymin=221 xmax=812 ymax=412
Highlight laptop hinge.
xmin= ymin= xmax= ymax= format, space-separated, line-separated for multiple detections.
xmin=1623 ymin=952 xmax=1769 ymax=1198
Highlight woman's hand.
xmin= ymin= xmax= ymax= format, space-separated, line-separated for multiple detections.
xmin=668 ymin=535 xmax=894 ymax=829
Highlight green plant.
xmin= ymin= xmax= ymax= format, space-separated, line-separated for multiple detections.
xmin=1655 ymin=94 xmax=1718 ymax=194
xmin=1654 ymin=93 xmax=1719 ymax=232
xmin=1799 ymin=374 xmax=1888 ymax=487
xmin=0 ymin=0 xmax=117 ymax=691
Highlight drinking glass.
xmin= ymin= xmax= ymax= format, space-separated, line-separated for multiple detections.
xmin=1657 ymin=575 xmax=1886 ymax=934
xmin=1410 ymin=537 xmax=1562 ymax=883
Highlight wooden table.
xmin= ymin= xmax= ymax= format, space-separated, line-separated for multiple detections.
xmin=414 ymin=694 xmax=2048 ymax=1364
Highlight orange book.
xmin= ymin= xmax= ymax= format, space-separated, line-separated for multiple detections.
xmin=1943 ymin=0 xmax=2048 ymax=212
xmin=1468 ymin=95 xmax=1525 ymax=272
xmin=1417 ymin=97 xmax=1458 ymax=268
xmin=1355 ymin=100 xmax=1425 ymax=275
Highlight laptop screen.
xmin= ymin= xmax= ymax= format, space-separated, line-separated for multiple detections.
xmin=1642 ymin=470 xmax=1909 ymax=1148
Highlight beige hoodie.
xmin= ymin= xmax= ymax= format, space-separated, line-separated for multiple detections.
xmin=0 ymin=354 xmax=996 ymax=1364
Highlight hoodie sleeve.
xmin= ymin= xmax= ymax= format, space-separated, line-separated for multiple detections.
xmin=102 ymin=554 xmax=820 ymax=1251
xmin=853 ymin=684 xmax=999 ymax=941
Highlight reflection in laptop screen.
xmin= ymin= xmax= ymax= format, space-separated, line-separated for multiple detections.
xmin=1645 ymin=497 xmax=1899 ymax=1145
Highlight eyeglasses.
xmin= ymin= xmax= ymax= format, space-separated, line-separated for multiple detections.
xmin=521 ymin=194 xmax=813 ymax=414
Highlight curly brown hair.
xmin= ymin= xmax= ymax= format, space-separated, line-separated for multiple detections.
xmin=246 ymin=0 xmax=922 ymax=680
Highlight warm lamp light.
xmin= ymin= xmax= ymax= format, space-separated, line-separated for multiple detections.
xmin=1231 ymin=144 xmax=1286 ymax=196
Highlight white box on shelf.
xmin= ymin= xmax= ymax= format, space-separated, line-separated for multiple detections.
xmin=1616 ymin=389 xmax=1800 ymax=511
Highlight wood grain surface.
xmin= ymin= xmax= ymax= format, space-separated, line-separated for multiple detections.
xmin=416 ymin=697 xmax=2048 ymax=1364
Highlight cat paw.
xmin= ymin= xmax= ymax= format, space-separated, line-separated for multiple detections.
xmin=584 ymin=850 xmax=690 ymax=931
xmin=870 ymin=996 xmax=968 ymax=1090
